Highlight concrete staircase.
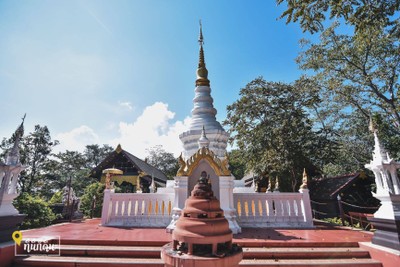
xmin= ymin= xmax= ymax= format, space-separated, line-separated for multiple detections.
xmin=13 ymin=239 xmax=382 ymax=267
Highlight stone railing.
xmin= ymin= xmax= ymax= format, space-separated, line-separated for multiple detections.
xmin=101 ymin=190 xmax=174 ymax=227
xmin=101 ymin=189 xmax=313 ymax=229
xmin=233 ymin=189 xmax=313 ymax=228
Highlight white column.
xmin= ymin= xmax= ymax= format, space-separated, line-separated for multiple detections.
xmin=389 ymin=169 xmax=400 ymax=194
xmin=166 ymin=176 xmax=188 ymax=232
xmin=299 ymin=188 xmax=314 ymax=227
xmin=101 ymin=189 xmax=113 ymax=225
xmin=219 ymin=176 xmax=241 ymax=234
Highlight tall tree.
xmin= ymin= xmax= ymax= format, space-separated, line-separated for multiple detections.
xmin=297 ymin=24 xmax=400 ymax=130
xmin=228 ymin=149 xmax=247 ymax=180
xmin=224 ymin=77 xmax=335 ymax=191
xmin=278 ymin=1 xmax=400 ymax=167
xmin=83 ymin=144 xmax=114 ymax=169
xmin=145 ymin=145 xmax=179 ymax=180
xmin=41 ymin=150 xmax=91 ymax=199
xmin=277 ymin=0 xmax=400 ymax=36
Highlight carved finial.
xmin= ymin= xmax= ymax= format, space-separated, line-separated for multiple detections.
xmin=115 ymin=144 xmax=122 ymax=153
xmin=266 ymin=177 xmax=272 ymax=192
xmin=274 ymin=177 xmax=280 ymax=192
xmin=369 ymin=117 xmax=389 ymax=162
xmin=300 ymin=168 xmax=308 ymax=189
xmin=369 ymin=116 xmax=376 ymax=133
xmin=198 ymin=20 xmax=204 ymax=46
xmin=6 ymin=114 xmax=26 ymax=165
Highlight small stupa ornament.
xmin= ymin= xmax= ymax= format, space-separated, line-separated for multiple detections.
xmin=198 ymin=125 xmax=210 ymax=149
xmin=365 ymin=116 xmax=400 ymax=250
xmin=161 ymin=171 xmax=242 ymax=266
xmin=0 ymin=115 xmax=27 ymax=242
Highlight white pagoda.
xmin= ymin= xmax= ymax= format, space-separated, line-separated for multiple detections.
xmin=167 ymin=23 xmax=241 ymax=234
xmin=365 ymin=120 xmax=400 ymax=251
xmin=0 ymin=117 xmax=27 ymax=242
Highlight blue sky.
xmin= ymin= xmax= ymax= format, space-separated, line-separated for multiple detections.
xmin=0 ymin=0 xmax=312 ymax=157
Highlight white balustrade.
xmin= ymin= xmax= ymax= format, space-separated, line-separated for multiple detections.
xmin=101 ymin=189 xmax=313 ymax=229
xmin=233 ymin=191 xmax=314 ymax=228
xmin=101 ymin=191 xmax=174 ymax=227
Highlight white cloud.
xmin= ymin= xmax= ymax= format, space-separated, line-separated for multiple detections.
xmin=118 ymin=101 xmax=133 ymax=111
xmin=110 ymin=102 xmax=191 ymax=158
xmin=54 ymin=102 xmax=190 ymax=159
xmin=55 ymin=125 xmax=100 ymax=153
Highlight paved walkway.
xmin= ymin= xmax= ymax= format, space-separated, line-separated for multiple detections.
xmin=21 ymin=219 xmax=373 ymax=245
xmin=15 ymin=219 xmax=399 ymax=266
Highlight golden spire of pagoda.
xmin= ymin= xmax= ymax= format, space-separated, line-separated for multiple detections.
xmin=196 ymin=20 xmax=210 ymax=87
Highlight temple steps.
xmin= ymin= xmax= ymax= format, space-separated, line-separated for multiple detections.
xmin=13 ymin=241 xmax=382 ymax=267
xmin=239 ymin=258 xmax=382 ymax=266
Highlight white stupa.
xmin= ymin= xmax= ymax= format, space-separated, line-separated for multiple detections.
xmin=179 ymin=23 xmax=229 ymax=160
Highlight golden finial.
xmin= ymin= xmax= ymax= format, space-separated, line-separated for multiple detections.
xmin=115 ymin=144 xmax=122 ymax=153
xmin=274 ymin=177 xmax=280 ymax=192
xmin=196 ymin=20 xmax=210 ymax=87
xmin=198 ymin=20 xmax=204 ymax=46
xmin=300 ymin=168 xmax=308 ymax=189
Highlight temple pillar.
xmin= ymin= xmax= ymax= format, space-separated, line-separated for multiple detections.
xmin=366 ymin=128 xmax=400 ymax=251
xmin=166 ymin=176 xmax=188 ymax=232
xmin=219 ymin=176 xmax=241 ymax=234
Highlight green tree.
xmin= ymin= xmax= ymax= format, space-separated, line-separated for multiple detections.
xmin=0 ymin=125 xmax=59 ymax=194
xmin=80 ymin=182 xmax=105 ymax=218
xmin=40 ymin=150 xmax=92 ymax=199
xmin=297 ymin=23 xmax=400 ymax=129
xmin=228 ymin=149 xmax=246 ymax=179
xmin=224 ymin=77 xmax=335 ymax=191
xmin=145 ymin=145 xmax=179 ymax=179
xmin=84 ymin=144 xmax=114 ymax=169
xmin=13 ymin=193 xmax=56 ymax=229
xmin=277 ymin=0 xmax=400 ymax=36
xmin=277 ymin=1 xmax=400 ymax=169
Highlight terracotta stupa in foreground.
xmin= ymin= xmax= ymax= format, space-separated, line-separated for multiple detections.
xmin=161 ymin=172 xmax=242 ymax=266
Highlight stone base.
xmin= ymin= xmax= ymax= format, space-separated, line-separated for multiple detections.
xmin=161 ymin=243 xmax=242 ymax=267
xmin=368 ymin=217 xmax=400 ymax=251
xmin=0 ymin=214 xmax=26 ymax=243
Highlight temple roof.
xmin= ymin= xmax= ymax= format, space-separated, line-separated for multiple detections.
xmin=89 ymin=145 xmax=167 ymax=186
xmin=309 ymin=172 xmax=372 ymax=200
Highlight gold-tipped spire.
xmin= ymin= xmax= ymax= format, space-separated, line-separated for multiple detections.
xmin=300 ymin=168 xmax=308 ymax=189
xmin=196 ymin=20 xmax=210 ymax=87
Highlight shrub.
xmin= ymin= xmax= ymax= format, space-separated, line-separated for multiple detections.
xmin=49 ymin=191 xmax=62 ymax=204
xmin=13 ymin=193 xmax=56 ymax=230
xmin=80 ymin=182 xmax=105 ymax=218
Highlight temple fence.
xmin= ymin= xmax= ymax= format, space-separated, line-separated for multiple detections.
xmin=101 ymin=189 xmax=313 ymax=228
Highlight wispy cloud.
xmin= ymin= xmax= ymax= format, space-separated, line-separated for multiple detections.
xmin=118 ymin=101 xmax=133 ymax=111
xmin=86 ymin=8 xmax=112 ymax=35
